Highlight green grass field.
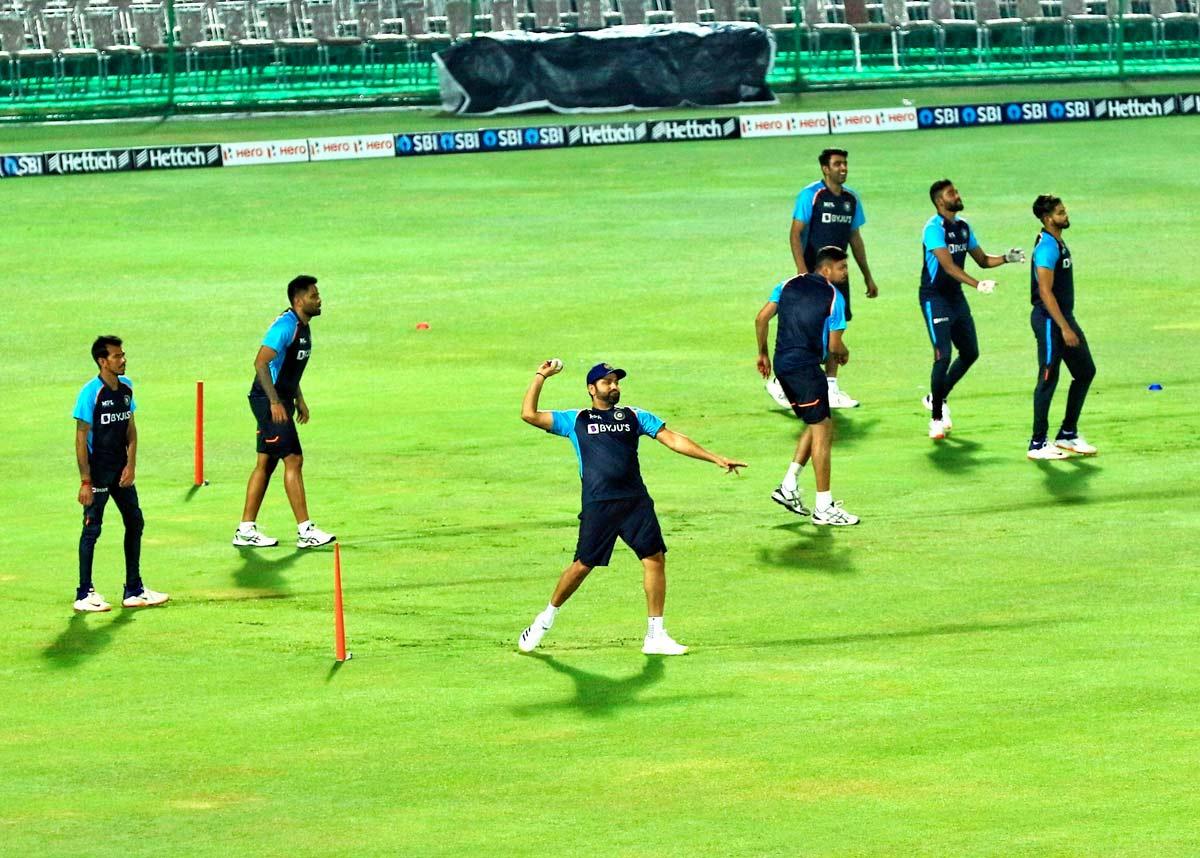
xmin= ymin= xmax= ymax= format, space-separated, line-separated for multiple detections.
xmin=3 ymin=81 xmax=1199 ymax=856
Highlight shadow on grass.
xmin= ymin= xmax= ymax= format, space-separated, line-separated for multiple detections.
xmin=1036 ymin=457 xmax=1101 ymax=504
xmin=707 ymin=617 xmax=1070 ymax=651
xmin=926 ymin=436 xmax=998 ymax=473
xmin=233 ymin=547 xmax=303 ymax=595
xmin=183 ymin=485 xmax=203 ymax=503
xmin=511 ymin=653 xmax=671 ymax=718
xmin=757 ymin=524 xmax=856 ymax=575
xmin=831 ymin=413 xmax=880 ymax=448
xmin=42 ymin=610 xmax=137 ymax=669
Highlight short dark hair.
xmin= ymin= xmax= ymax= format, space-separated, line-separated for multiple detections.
xmin=819 ymin=148 xmax=848 ymax=168
xmin=91 ymin=335 xmax=122 ymax=367
xmin=1032 ymin=194 xmax=1062 ymax=221
xmin=929 ymin=179 xmax=954 ymax=206
xmin=287 ymin=275 xmax=318 ymax=304
xmin=814 ymin=245 xmax=848 ymax=267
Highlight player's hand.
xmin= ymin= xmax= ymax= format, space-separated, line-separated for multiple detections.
xmin=715 ymin=457 xmax=747 ymax=475
xmin=1004 ymin=248 xmax=1026 ymax=264
xmin=537 ymin=358 xmax=563 ymax=378
xmin=296 ymin=400 xmax=310 ymax=424
xmin=1061 ymin=326 xmax=1081 ymax=348
xmin=118 ymin=466 xmax=135 ymax=488
xmin=270 ymin=401 xmax=289 ymax=424
xmin=829 ymin=348 xmax=849 ymax=366
xmin=78 ymin=483 xmax=93 ymax=506
xmin=977 ymin=280 xmax=997 ymax=294
xmin=757 ymin=353 xmax=771 ymax=379
xmin=865 ymin=278 xmax=879 ymax=299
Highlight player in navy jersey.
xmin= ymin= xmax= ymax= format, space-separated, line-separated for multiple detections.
xmin=757 ymin=246 xmax=859 ymax=526
xmin=920 ymin=179 xmax=1025 ymax=440
xmin=789 ymin=148 xmax=879 ymax=409
xmin=234 ymin=276 xmax=336 ymax=549
xmin=1027 ymin=194 xmax=1097 ymax=460
xmin=517 ymin=361 xmax=745 ymax=656
xmin=71 ymin=336 xmax=169 ymax=612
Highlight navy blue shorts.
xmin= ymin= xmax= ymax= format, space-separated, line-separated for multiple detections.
xmin=574 ymin=496 xmax=666 ymax=568
xmin=776 ymin=365 xmax=831 ymax=424
xmin=250 ymin=396 xmax=302 ymax=458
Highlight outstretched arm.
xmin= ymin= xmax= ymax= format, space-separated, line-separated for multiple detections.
xmin=968 ymin=245 xmax=1010 ymax=270
xmin=520 ymin=359 xmax=564 ymax=431
xmin=654 ymin=428 xmax=746 ymax=474
xmin=848 ymin=229 xmax=878 ymax=297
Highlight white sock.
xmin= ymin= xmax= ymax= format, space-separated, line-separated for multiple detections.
xmin=782 ymin=462 xmax=802 ymax=493
xmin=239 ymin=521 xmax=256 ymax=533
xmin=816 ymin=490 xmax=833 ymax=510
xmin=298 ymin=519 xmax=313 ymax=533
xmin=540 ymin=603 xmax=558 ymax=627
xmin=827 ymin=377 xmax=839 ymax=390
xmin=647 ymin=616 xmax=664 ymax=637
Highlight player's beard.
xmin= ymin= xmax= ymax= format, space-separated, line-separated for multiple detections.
xmin=602 ymin=390 xmax=621 ymax=406
xmin=947 ymin=199 xmax=964 ymax=212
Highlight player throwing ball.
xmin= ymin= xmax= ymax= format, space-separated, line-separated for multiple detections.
xmin=518 ymin=360 xmax=746 ymax=656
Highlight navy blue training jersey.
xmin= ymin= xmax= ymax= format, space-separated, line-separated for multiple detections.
xmin=249 ymin=309 xmax=311 ymax=400
xmin=772 ymin=273 xmax=849 ymax=373
xmin=793 ymin=180 xmax=866 ymax=270
xmin=73 ymin=375 xmax=136 ymax=473
xmin=547 ymin=407 xmax=665 ymax=505
xmin=1031 ymin=230 xmax=1074 ymax=316
xmin=921 ymin=215 xmax=980 ymax=297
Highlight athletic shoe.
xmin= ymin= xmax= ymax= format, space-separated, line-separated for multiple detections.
xmin=297 ymin=524 xmax=336 ymax=549
xmin=929 ymin=418 xmax=947 ymax=440
xmin=1028 ymin=442 xmax=1069 ymax=460
xmin=771 ymin=485 xmax=811 ymax=517
xmin=828 ymin=388 xmax=860 ymax=409
xmin=642 ymin=632 xmax=688 ymax=656
xmin=518 ymin=612 xmax=554 ymax=652
xmin=765 ymin=376 xmax=791 ymax=408
xmin=922 ymin=395 xmax=952 ymax=430
xmin=812 ymin=502 xmax=860 ymax=526
xmin=1055 ymin=435 xmax=1097 ymax=456
xmin=232 ymin=528 xmax=278 ymax=547
xmin=73 ymin=589 xmax=111 ymax=613
xmin=122 ymin=587 xmax=169 ymax=608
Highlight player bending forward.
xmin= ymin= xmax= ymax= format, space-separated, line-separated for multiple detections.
xmin=517 ymin=360 xmax=745 ymax=656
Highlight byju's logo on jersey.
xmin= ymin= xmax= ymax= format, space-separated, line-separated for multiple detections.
xmin=100 ymin=411 xmax=132 ymax=425
xmin=587 ymin=422 xmax=632 ymax=435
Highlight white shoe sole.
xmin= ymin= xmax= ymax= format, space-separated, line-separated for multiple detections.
xmin=1054 ymin=442 xmax=1097 ymax=456
xmin=642 ymin=642 xmax=688 ymax=655
xmin=122 ymin=596 xmax=169 ymax=608
xmin=771 ymin=491 xmax=810 ymax=517
xmin=297 ymin=536 xmax=336 ymax=549
xmin=232 ymin=536 xmax=278 ymax=547
xmin=518 ymin=625 xmax=548 ymax=652
xmin=73 ymin=603 xmax=111 ymax=613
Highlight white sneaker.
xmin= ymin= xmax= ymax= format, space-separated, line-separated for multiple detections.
xmin=771 ymin=485 xmax=810 ymax=516
xmin=922 ymin=395 xmax=951 ymax=430
xmin=828 ymin=388 xmax=860 ymax=409
xmin=518 ymin=611 xmax=555 ymax=652
xmin=812 ymin=501 xmax=860 ymax=526
xmin=1055 ymin=435 xmax=1097 ymax=455
xmin=642 ymin=632 xmax=688 ymax=655
xmin=122 ymin=587 xmax=169 ymax=608
xmin=929 ymin=418 xmax=946 ymax=440
xmin=73 ymin=589 xmax=111 ymax=613
xmin=765 ymin=376 xmax=791 ymax=408
xmin=1028 ymin=442 xmax=1069 ymax=460
xmin=232 ymin=527 xmax=278 ymax=547
xmin=297 ymin=524 xmax=336 ymax=549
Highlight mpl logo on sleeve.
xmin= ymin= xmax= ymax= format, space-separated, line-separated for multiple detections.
xmin=566 ymin=122 xmax=649 ymax=147
xmin=829 ymin=107 xmax=918 ymax=134
xmin=132 ymin=145 xmax=222 ymax=170
xmin=45 ymin=149 xmax=133 ymax=175
xmin=649 ymin=118 xmax=739 ymax=142
xmin=738 ymin=112 xmax=831 ymax=138
xmin=0 ymin=153 xmax=45 ymax=178
xmin=308 ymin=134 xmax=396 ymax=161
xmin=221 ymin=139 xmax=311 ymax=167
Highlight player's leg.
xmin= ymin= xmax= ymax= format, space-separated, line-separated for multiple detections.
xmin=772 ymin=371 xmax=821 ymax=515
xmin=809 ymin=417 xmax=859 ymax=526
xmin=238 ymin=395 xmax=283 ymax=546
xmin=1029 ymin=312 xmax=1069 ymax=459
xmin=622 ymin=502 xmax=685 ymax=655
xmin=1055 ymin=321 xmax=1097 ymax=455
xmin=923 ymin=297 xmax=954 ymax=434
xmin=943 ymin=304 xmax=979 ymax=400
xmin=75 ymin=483 xmax=112 ymax=612
xmin=109 ymin=484 xmax=167 ymax=608
xmin=518 ymin=502 xmax=615 ymax=652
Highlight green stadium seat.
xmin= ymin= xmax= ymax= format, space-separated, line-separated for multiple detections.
xmin=976 ymin=0 xmax=1026 ymax=63
xmin=1151 ymin=0 xmax=1199 ymax=57
xmin=1017 ymin=0 xmax=1071 ymax=63
xmin=930 ymin=0 xmax=983 ymax=65
xmin=1062 ymin=0 xmax=1112 ymax=59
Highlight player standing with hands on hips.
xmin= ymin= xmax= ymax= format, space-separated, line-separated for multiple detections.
xmin=233 ymin=276 xmax=336 ymax=549
xmin=72 ymin=336 xmax=169 ymax=612
xmin=919 ymin=179 xmax=1026 ymax=440
xmin=517 ymin=359 xmax=746 ymax=656
xmin=1026 ymin=194 xmax=1097 ymax=460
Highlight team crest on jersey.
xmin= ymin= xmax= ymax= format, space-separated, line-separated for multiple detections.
xmin=614 ymin=410 xmax=625 ymax=421
xmin=843 ymin=201 xmax=852 ymax=212
xmin=124 ymin=395 xmax=131 ymax=406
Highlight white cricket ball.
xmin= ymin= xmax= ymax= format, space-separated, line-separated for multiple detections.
xmin=549 ymin=358 xmax=563 ymax=371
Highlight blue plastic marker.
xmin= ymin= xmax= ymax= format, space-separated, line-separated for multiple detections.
xmin=1148 ymin=383 xmax=1163 ymax=391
